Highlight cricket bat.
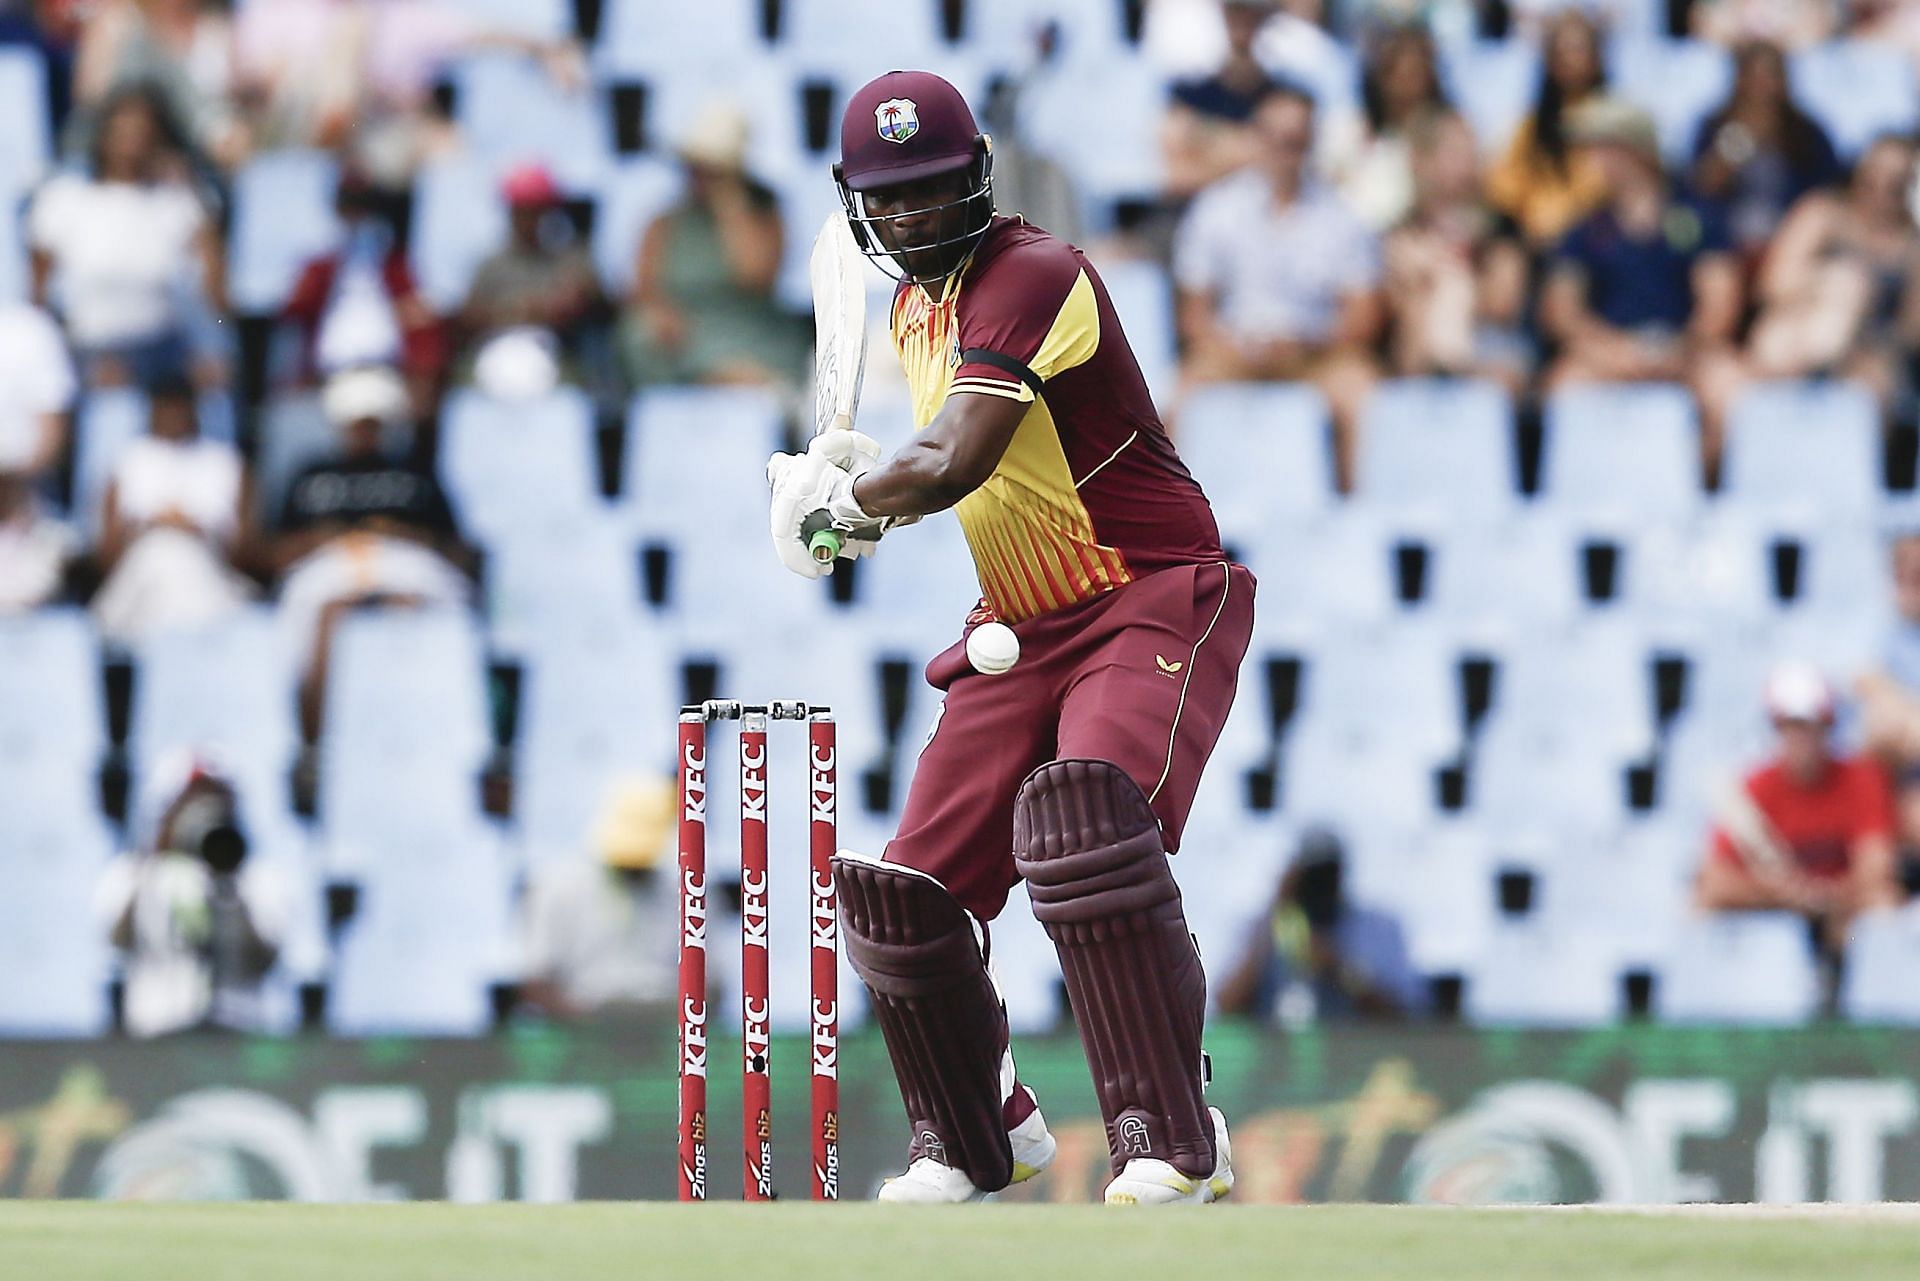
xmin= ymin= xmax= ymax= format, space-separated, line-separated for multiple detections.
xmin=803 ymin=210 xmax=869 ymax=564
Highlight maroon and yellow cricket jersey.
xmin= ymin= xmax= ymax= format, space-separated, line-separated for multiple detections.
xmin=890 ymin=217 xmax=1224 ymax=623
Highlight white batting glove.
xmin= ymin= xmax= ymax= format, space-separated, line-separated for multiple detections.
xmin=766 ymin=449 xmax=881 ymax=579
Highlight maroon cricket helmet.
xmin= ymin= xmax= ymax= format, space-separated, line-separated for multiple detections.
xmin=834 ymin=70 xmax=995 ymax=283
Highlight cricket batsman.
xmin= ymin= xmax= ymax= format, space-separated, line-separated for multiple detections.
xmin=765 ymin=70 xmax=1256 ymax=1204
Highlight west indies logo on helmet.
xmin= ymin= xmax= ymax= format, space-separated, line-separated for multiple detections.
xmin=833 ymin=70 xmax=995 ymax=286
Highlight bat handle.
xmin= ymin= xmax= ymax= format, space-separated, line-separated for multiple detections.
xmin=801 ymin=511 xmax=843 ymax=564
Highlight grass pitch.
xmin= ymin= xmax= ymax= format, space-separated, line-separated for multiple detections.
xmin=7 ymin=1202 xmax=1920 ymax=1280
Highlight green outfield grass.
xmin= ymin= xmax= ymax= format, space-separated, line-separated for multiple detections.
xmin=7 ymin=1202 xmax=1920 ymax=1281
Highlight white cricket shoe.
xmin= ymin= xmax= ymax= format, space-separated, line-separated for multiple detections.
xmin=876 ymin=1101 xmax=1058 ymax=1203
xmin=1103 ymin=1107 xmax=1235 ymax=1205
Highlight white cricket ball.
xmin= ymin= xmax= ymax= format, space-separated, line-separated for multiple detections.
xmin=965 ymin=621 xmax=1021 ymax=676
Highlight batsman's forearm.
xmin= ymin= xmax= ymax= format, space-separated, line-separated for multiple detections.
xmin=850 ymin=441 xmax=978 ymax=518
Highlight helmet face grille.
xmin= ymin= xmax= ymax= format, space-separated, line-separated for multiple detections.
xmin=835 ymin=152 xmax=996 ymax=286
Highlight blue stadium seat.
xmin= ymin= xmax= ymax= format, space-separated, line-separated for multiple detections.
xmin=328 ymin=825 xmax=515 ymax=1034
xmin=453 ymin=52 xmax=614 ymax=188
xmin=1722 ymin=380 xmax=1881 ymax=525
xmin=438 ymin=385 xmax=600 ymax=545
xmin=1535 ymin=822 xmax=1693 ymax=967
xmin=596 ymin=0 xmax=761 ymax=76
xmin=227 ymin=150 xmax=343 ymax=314
xmin=1840 ymin=908 xmax=1920 ymax=1023
xmin=623 ymin=386 xmax=786 ymax=539
xmin=590 ymin=158 xmax=681 ymax=294
xmin=73 ymin=388 xmax=146 ymax=531
xmin=1421 ymin=515 xmax=1584 ymax=637
xmin=0 ymin=46 xmax=50 ymax=198
xmin=129 ymin=607 xmax=299 ymax=782
xmin=487 ymin=508 xmax=644 ymax=655
xmin=1019 ymin=50 xmax=1167 ymax=220
xmin=319 ymin=610 xmax=492 ymax=855
xmin=1781 ymin=522 xmax=1886 ymax=621
xmin=1292 ymin=624 xmax=1463 ymax=758
xmin=1357 ymin=378 xmax=1518 ymax=526
xmin=848 ymin=506 xmax=984 ymax=652
xmin=515 ymin=617 xmax=678 ymax=864
xmin=1612 ymin=510 xmax=1774 ymax=630
xmin=1177 ymin=382 xmax=1335 ymax=555
xmin=1654 ymin=913 xmax=1821 ymax=1024
xmin=1466 ymin=922 xmax=1623 ymax=1026
xmin=963 ymin=0 xmax=1132 ymax=65
xmin=780 ymin=0 xmax=944 ymax=67
xmin=1790 ymin=40 xmax=1919 ymax=158
xmin=1252 ymin=509 xmax=1399 ymax=641
xmin=0 ymin=609 xmax=104 ymax=778
xmin=704 ymin=611 xmax=889 ymax=764
xmin=410 ymin=153 xmax=510 ymax=311
xmin=1283 ymin=727 xmax=1445 ymax=836
xmin=1096 ymin=256 xmax=1177 ymax=409
xmin=0 ymin=787 xmax=113 ymax=1036
xmin=0 ymin=192 xmax=25 ymax=303
xmin=1541 ymin=383 xmax=1703 ymax=530
xmin=1609 ymin=37 xmax=1733 ymax=164
xmin=449 ymin=0 xmax=572 ymax=39
xmin=1386 ymin=823 xmax=1496 ymax=976
xmin=1440 ymin=39 xmax=1538 ymax=163
xmin=1480 ymin=622 xmax=1656 ymax=757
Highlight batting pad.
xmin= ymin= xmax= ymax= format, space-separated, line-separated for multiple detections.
xmin=1012 ymin=759 xmax=1215 ymax=1178
xmin=832 ymin=853 xmax=1015 ymax=1192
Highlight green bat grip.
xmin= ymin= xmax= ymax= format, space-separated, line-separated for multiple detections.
xmin=809 ymin=528 xmax=843 ymax=563
xmin=801 ymin=511 xmax=843 ymax=564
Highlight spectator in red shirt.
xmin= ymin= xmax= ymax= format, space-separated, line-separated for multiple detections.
xmin=1696 ymin=661 xmax=1901 ymax=952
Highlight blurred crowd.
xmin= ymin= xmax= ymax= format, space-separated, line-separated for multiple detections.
xmin=4 ymin=0 xmax=1920 ymax=1034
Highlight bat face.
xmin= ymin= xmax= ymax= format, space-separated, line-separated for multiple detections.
xmin=810 ymin=212 xmax=868 ymax=436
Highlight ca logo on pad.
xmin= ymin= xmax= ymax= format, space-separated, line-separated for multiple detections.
xmin=875 ymin=98 xmax=919 ymax=144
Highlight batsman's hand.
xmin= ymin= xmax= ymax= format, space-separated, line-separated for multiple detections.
xmin=766 ymin=444 xmax=881 ymax=579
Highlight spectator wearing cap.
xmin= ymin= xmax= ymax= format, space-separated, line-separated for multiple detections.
xmin=1855 ymin=529 xmax=1920 ymax=770
xmin=457 ymin=163 xmax=604 ymax=396
xmin=1161 ymin=0 xmax=1283 ymax=201
xmin=284 ymin=170 xmax=448 ymax=411
xmin=618 ymin=103 xmax=810 ymax=391
xmin=1540 ymin=98 xmax=1748 ymax=485
xmin=267 ymin=365 xmax=476 ymax=740
xmin=93 ymin=373 xmax=256 ymax=643
xmin=1486 ymin=9 xmax=1609 ymax=247
xmin=517 ymin=776 xmax=678 ymax=1020
xmin=1696 ymin=662 xmax=1900 ymax=954
xmin=1174 ymin=81 xmax=1383 ymax=491
xmin=1746 ymin=133 xmax=1920 ymax=421
xmin=1217 ymin=825 xmax=1422 ymax=1023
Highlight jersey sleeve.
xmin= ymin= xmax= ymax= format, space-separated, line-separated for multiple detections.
xmin=949 ymin=240 xmax=1101 ymax=405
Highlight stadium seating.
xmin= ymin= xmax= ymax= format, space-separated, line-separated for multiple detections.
xmin=410 ymin=153 xmax=512 ymax=312
xmin=1466 ymin=922 xmax=1623 ymax=1026
xmin=589 ymin=158 xmax=682 ymax=294
xmin=0 ymin=609 xmax=105 ymax=778
xmin=439 ymin=385 xmax=601 ymax=545
xmin=0 ymin=785 xmax=114 ymax=1036
xmin=1177 ymin=382 xmax=1336 ymax=553
xmin=1839 ymin=908 xmax=1920 ymax=1023
xmin=1608 ymin=37 xmax=1733 ymax=164
xmin=1721 ymin=380 xmax=1881 ymax=526
xmin=454 ymin=52 xmax=616 ymax=190
xmin=1439 ymin=39 xmax=1538 ymax=161
xmin=1789 ymin=39 xmax=1919 ymax=158
xmin=1654 ymin=913 xmax=1822 ymax=1025
xmin=128 ymin=607 xmax=300 ymax=784
xmin=1356 ymin=379 xmax=1518 ymax=528
xmin=1096 ymin=255 xmax=1178 ymax=409
xmin=1541 ymin=383 xmax=1703 ymax=531
xmin=327 ymin=822 xmax=516 ymax=1034
xmin=227 ymin=149 xmax=343 ymax=314
xmin=0 ymin=46 xmax=49 ymax=200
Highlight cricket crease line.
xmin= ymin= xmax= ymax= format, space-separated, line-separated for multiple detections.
xmin=1150 ymin=560 xmax=1232 ymax=805
xmin=1075 ymin=431 xmax=1138 ymax=489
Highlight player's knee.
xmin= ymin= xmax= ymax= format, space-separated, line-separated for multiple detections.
xmin=1012 ymin=759 xmax=1177 ymax=924
xmin=831 ymin=852 xmax=984 ymax=993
